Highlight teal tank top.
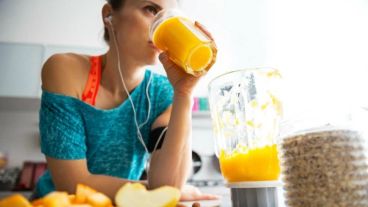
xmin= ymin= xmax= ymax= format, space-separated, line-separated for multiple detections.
xmin=35 ymin=70 xmax=173 ymax=197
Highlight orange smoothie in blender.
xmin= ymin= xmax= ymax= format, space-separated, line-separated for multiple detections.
xmin=150 ymin=10 xmax=216 ymax=76
xmin=219 ymin=144 xmax=280 ymax=182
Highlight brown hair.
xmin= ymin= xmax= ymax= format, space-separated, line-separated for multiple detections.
xmin=103 ymin=0 xmax=180 ymax=42
xmin=104 ymin=0 xmax=125 ymax=42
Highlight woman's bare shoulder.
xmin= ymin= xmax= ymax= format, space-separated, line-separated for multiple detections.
xmin=41 ymin=53 xmax=90 ymax=98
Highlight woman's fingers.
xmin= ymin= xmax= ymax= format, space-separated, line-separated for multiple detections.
xmin=159 ymin=52 xmax=178 ymax=75
xmin=179 ymin=184 xmax=221 ymax=202
xmin=159 ymin=52 xmax=176 ymax=70
xmin=176 ymin=203 xmax=202 ymax=207
xmin=159 ymin=52 xmax=189 ymax=77
xmin=180 ymin=193 xmax=220 ymax=202
xmin=180 ymin=193 xmax=220 ymax=201
xmin=198 ymin=193 xmax=221 ymax=200
xmin=195 ymin=21 xmax=214 ymax=41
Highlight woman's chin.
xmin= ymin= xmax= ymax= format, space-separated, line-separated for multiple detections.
xmin=145 ymin=54 xmax=160 ymax=66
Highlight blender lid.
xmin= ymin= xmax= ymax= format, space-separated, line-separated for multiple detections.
xmin=226 ymin=180 xmax=282 ymax=188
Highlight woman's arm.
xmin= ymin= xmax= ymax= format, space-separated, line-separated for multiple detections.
xmin=148 ymin=94 xmax=193 ymax=190
xmin=147 ymin=45 xmax=205 ymax=190
xmin=149 ymin=102 xmax=219 ymax=201
xmin=46 ymin=157 xmax=146 ymax=199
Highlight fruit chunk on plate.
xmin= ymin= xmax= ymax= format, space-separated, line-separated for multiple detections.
xmin=0 ymin=183 xmax=180 ymax=207
xmin=0 ymin=194 xmax=32 ymax=207
xmin=115 ymin=183 xmax=180 ymax=207
xmin=0 ymin=184 xmax=112 ymax=207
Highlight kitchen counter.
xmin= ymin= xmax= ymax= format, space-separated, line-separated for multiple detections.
xmin=179 ymin=186 xmax=231 ymax=207
xmin=180 ymin=185 xmax=286 ymax=207
xmin=1 ymin=188 xmax=286 ymax=207
xmin=0 ymin=189 xmax=230 ymax=206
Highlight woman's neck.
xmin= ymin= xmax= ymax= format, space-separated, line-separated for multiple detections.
xmin=100 ymin=50 xmax=146 ymax=97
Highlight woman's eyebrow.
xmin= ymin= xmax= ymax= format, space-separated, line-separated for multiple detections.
xmin=140 ymin=0 xmax=163 ymax=10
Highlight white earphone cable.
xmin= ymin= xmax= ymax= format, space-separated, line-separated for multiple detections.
xmin=107 ymin=18 xmax=164 ymax=157
xmin=108 ymin=19 xmax=150 ymax=154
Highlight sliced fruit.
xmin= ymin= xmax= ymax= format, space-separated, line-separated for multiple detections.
xmin=1 ymin=184 xmax=113 ymax=207
xmin=86 ymin=192 xmax=112 ymax=207
xmin=75 ymin=184 xmax=97 ymax=204
xmin=0 ymin=194 xmax=32 ymax=207
xmin=115 ymin=183 xmax=180 ymax=207
xmin=68 ymin=194 xmax=76 ymax=203
xmin=31 ymin=197 xmax=44 ymax=207
xmin=42 ymin=192 xmax=70 ymax=207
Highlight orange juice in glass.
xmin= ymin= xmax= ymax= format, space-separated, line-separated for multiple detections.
xmin=150 ymin=10 xmax=217 ymax=76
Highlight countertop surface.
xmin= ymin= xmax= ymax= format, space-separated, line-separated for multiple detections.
xmin=1 ymin=187 xmax=287 ymax=207
xmin=180 ymin=185 xmax=286 ymax=207
xmin=179 ymin=186 xmax=231 ymax=207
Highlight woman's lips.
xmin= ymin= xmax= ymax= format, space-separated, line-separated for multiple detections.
xmin=148 ymin=41 xmax=161 ymax=52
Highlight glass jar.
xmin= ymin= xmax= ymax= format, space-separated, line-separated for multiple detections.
xmin=208 ymin=68 xmax=282 ymax=182
xmin=280 ymin=113 xmax=368 ymax=206
xmin=150 ymin=9 xmax=217 ymax=76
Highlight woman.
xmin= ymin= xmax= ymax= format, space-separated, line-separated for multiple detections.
xmin=35 ymin=0 xmax=218 ymax=202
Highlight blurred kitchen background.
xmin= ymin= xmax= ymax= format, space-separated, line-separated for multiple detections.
xmin=0 ymin=0 xmax=367 ymax=203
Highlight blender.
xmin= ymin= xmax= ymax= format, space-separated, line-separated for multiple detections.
xmin=208 ymin=68 xmax=282 ymax=207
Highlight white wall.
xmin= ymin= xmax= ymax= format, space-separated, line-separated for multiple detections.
xmin=181 ymin=0 xmax=368 ymax=117
xmin=0 ymin=0 xmax=106 ymax=48
xmin=0 ymin=0 xmax=109 ymax=98
xmin=266 ymin=0 xmax=368 ymax=119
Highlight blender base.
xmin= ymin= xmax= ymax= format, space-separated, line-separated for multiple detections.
xmin=227 ymin=181 xmax=281 ymax=207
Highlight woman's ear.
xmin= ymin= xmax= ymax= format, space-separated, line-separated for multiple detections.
xmin=102 ymin=3 xmax=113 ymax=26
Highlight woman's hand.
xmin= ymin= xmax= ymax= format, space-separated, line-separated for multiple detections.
xmin=159 ymin=21 xmax=217 ymax=97
xmin=180 ymin=184 xmax=220 ymax=201
xmin=159 ymin=52 xmax=200 ymax=97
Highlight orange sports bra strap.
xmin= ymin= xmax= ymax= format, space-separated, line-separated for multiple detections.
xmin=82 ymin=56 xmax=102 ymax=106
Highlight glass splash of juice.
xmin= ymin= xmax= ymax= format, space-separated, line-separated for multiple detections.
xmin=150 ymin=10 xmax=217 ymax=76
xmin=219 ymin=144 xmax=280 ymax=182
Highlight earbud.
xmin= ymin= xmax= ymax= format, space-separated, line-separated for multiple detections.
xmin=104 ymin=15 xmax=113 ymax=24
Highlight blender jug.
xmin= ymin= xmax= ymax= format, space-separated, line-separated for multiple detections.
xmin=208 ymin=68 xmax=282 ymax=182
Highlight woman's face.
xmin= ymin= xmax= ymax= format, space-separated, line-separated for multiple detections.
xmin=110 ymin=0 xmax=177 ymax=67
